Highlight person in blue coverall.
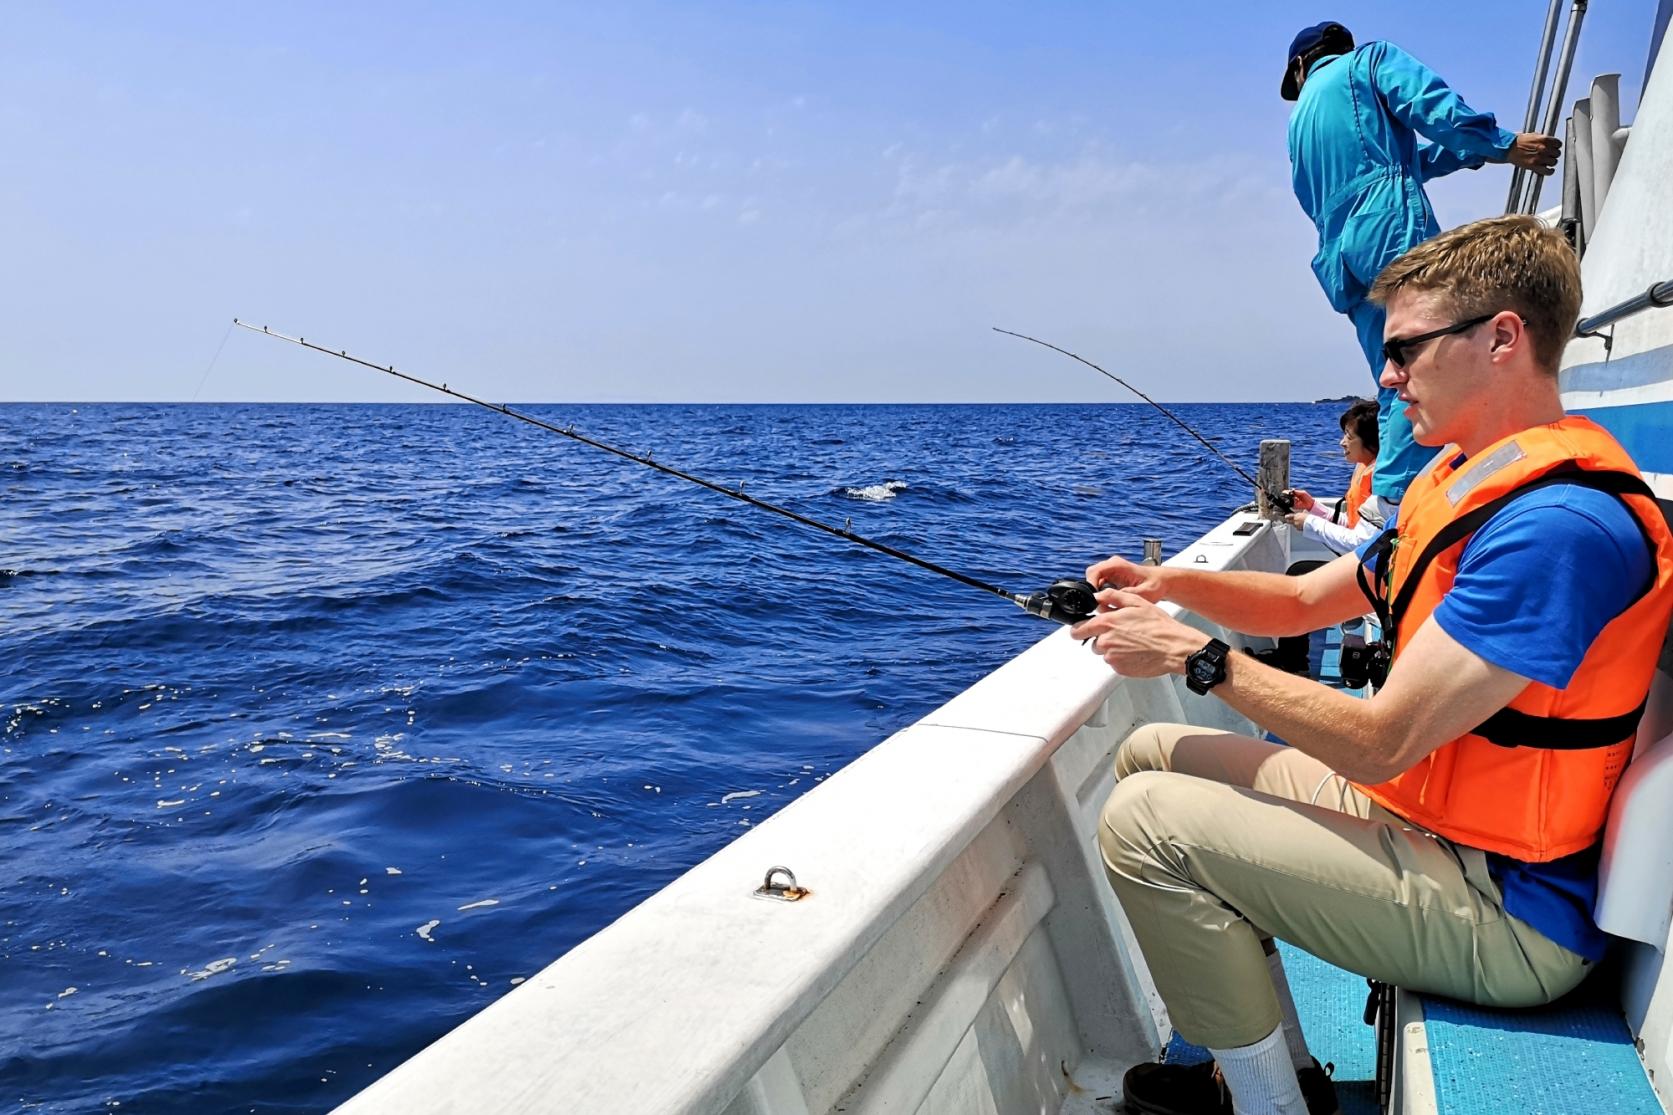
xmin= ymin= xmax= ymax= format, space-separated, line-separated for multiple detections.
xmin=1284 ymin=21 xmax=1560 ymax=501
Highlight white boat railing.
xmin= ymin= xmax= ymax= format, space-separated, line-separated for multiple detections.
xmin=334 ymin=512 xmax=1302 ymax=1114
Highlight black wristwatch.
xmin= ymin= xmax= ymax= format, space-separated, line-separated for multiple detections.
xmin=1184 ymin=638 xmax=1231 ymax=695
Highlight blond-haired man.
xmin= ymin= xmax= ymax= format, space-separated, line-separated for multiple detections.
xmin=1076 ymin=216 xmax=1673 ymax=1115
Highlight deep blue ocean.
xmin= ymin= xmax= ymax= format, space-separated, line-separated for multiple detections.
xmin=1 ymin=401 xmax=1353 ymax=1113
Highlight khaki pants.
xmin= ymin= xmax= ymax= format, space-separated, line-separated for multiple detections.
xmin=1098 ymin=723 xmax=1590 ymax=1049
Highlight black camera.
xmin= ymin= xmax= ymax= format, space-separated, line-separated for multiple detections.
xmin=1340 ymin=637 xmax=1390 ymax=690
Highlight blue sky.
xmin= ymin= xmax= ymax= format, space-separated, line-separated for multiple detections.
xmin=0 ymin=2 xmax=1659 ymax=402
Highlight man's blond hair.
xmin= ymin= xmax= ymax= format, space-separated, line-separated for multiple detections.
xmin=1369 ymin=215 xmax=1581 ymax=373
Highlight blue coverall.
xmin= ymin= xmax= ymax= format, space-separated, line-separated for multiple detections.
xmin=1288 ymin=42 xmax=1516 ymax=501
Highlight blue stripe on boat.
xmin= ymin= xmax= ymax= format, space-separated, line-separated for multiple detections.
xmin=1572 ymin=401 xmax=1673 ymax=473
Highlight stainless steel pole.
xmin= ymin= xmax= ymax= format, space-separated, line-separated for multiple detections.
xmin=1526 ymin=0 xmax=1590 ymax=213
xmin=1507 ymin=0 xmax=1566 ymax=213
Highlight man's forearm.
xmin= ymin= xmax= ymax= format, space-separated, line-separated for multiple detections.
xmin=1210 ymin=651 xmax=1401 ymax=782
xmin=1154 ymin=566 xmax=1316 ymax=637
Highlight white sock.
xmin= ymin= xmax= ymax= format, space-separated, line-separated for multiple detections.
xmin=1266 ymin=946 xmax=1313 ymax=1072
xmin=1210 ymin=1026 xmax=1307 ymax=1115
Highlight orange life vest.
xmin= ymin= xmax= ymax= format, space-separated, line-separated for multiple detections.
xmin=1353 ymin=416 xmax=1673 ymax=861
xmin=1332 ymin=464 xmax=1374 ymax=528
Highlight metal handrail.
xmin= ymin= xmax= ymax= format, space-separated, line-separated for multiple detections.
xmin=1524 ymin=0 xmax=1591 ymax=213
xmin=1506 ymin=0 xmax=1566 ymax=214
xmin=1576 ymin=279 xmax=1673 ymax=336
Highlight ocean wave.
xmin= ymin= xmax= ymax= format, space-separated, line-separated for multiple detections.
xmin=0 ymin=566 xmax=59 ymax=583
xmin=836 ymin=479 xmax=908 ymax=502
xmin=0 ymin=400 xmax=1356 ymax=1114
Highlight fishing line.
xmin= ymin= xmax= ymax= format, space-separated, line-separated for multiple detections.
xmin=190 ymin=320 xmax=235 ymax=402
xmin=993 ymin=327 xmax=1294 ymax=513
xmin=233 ymin=319 xmax=1100 ymax=626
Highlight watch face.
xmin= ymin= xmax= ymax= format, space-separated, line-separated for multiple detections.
xmin=1189 ymin=657 xmax=1216 ymax=682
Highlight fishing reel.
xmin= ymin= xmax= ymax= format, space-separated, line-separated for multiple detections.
xmin=1015 ymin=578 xmax=1101 ymax=626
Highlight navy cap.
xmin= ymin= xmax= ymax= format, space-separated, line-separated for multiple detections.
xmin=1281 ymin=21 xmax=1353 ymax=100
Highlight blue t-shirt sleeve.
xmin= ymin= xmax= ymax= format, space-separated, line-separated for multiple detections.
xmin=1432 ymin=486 xmax=1654 ymax=688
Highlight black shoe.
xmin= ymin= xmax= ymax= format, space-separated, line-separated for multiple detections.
xmin=1298 ymin=1059 xmax=1339 ymax=1115
xmin=1121 ymin=1056 xmax=1338 ymax=1115
xmin=1121 ymin=1058 xmax=1230 ymax=1115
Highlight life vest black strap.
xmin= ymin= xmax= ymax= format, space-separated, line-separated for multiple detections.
xmin=1386 ymin=466 xmax=1660 ymax=647
xmin=1473 ymin=697 xmax=1648 ymax=750
xmin=1366 ymin=465 xmax=1662 ymax=750
xmin=1355 ymin=527 xmax=1398 ymax=636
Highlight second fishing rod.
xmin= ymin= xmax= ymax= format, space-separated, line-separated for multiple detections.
xmin=994 ymin=328 xmax=1295 ymax=514
xmin=234 ymin=320 xmax=1104 ymax=627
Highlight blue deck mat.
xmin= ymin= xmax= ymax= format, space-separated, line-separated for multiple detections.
xmin=1424 ymin=990 xmax=1660 ymax=1115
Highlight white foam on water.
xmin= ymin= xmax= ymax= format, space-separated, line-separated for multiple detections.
xmin=457 ymin=899 xmax=499 ymax=912
xmin=843 ymin=480 xmax=909 ymax=502
xmin=185 ymin=957 xmax=237 ymax=981
xmin=57 ymin=987 xmax=77 ymax=999
xmin=156 ymin=800 xmax=184 ymax=809
xmin=416 ymin=920 xmax=441 ymax=942
xmin=385 ymin=867 xmax=402 ymax=875
xmin=719 ymin=790 xmax=761 ymax=804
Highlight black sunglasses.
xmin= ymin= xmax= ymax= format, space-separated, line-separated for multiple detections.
xmin=1381 ymin=313 xmax=1497 ymax=368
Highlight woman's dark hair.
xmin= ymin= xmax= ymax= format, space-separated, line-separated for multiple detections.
xmin=1340 ymin=398 xmax=1379 ymax=451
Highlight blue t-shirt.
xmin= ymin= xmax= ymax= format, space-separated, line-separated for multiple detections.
xmin=1357 ymin=472 xmax=1654 ymax=960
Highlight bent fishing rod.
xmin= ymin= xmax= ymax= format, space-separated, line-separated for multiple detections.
xmin=233 ymin=319 xmax=1101 ymax=626
xmin=993 ymin=328 xmax=1294 ymax=513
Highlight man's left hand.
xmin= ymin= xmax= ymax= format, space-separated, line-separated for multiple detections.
xmin=1070 ymin=590 xmax=1205 ymax=677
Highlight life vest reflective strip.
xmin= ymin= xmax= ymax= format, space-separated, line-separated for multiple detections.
xmin=1331 ymin=464 xmax=1374 ymax=527
xmin=1351 ymin=417 xmax=1673 ymax=861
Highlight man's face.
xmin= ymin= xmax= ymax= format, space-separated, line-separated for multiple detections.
xmin=1378 ymin=291 xmax=1493 ymax=447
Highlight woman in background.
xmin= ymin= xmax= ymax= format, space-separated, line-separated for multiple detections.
xmin=1287 ymin=398 xmax=1385 ymax=554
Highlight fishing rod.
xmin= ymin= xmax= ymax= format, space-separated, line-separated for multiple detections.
xmin=233 ymin=320 xmax=1101 ymax=626
xmin=993 ymin=328 xmax=1294 ymax=513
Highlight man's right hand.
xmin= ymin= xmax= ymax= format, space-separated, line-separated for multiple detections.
xmin=1085 ymin=554 xmax=1169 ymax=604
xmin=1507 ymin=132 xmax=1561 ymax=175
